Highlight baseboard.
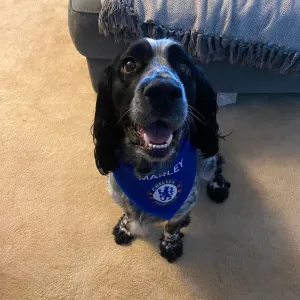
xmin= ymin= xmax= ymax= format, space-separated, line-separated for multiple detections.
xmin=217 ymin=93 xmax=237 ymax=106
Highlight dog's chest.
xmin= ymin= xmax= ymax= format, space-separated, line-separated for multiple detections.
xmin=109 ymin=140 xmax=198 ymax=220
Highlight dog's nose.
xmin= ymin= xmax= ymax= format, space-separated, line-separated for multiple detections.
xmin=143 ymin=79 xmax=182 ymax=108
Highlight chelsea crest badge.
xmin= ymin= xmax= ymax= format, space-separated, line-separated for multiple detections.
xmin=147 ymin=179 xmax=182 ymax=206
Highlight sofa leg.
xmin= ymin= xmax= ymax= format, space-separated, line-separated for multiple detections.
xmin=217 ymin=93 xmax=237 ymax=106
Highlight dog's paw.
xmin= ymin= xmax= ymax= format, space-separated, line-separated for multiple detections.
xmin=207 ymin=174 xmax=231 ymax=203
xmin=159 ymin=233 xmax=183 ymax=263
xmin=112 ymin=215 xmax=134 ymax=245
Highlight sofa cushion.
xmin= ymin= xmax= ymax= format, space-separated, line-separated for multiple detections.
xmin=69 ymin=0 xmax=300 ymax=75
xmin=134 ymin=0 xmax=300 ymax=51
xmin=98 ymin=0 xmax=300 ymax=74
xmin=71 ymin=0 xmax=102 ymax=13
xmin=69 ymin=0 xmax=128 ymax=59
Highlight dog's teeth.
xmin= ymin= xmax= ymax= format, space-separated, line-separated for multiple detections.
xmin=148 ymin=143 xmax=169 ymax=149
xmin=166 ymin=134 xmax=173 ymax=146
xmin=144 ymin=133 xmax=150 ymax=146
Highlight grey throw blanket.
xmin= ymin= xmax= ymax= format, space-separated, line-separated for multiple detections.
xmin=99 ymin=0 xmax=300 ymax=75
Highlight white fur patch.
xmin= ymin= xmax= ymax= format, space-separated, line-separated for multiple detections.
xmin=198 ymin=155 xmax=217 ymax=181
xmin=209 ymin=181 xmax=221 ymax=189
xmin=145 ymin=38 xmax=179 ymax=53
xmin=128 ymin=219 xmax=149 ymax=237
xmin=141 ymin=38 xmax=188 ymax=112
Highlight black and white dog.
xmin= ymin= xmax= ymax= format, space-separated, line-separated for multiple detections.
xmin=93 ymin=38 xmax=230 ymax=263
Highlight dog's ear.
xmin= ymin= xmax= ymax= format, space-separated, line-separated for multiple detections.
xmin=93 ymin=65 xmax=121 ymax=175
xmin=189 ymin=66 xmax=220 ymax=158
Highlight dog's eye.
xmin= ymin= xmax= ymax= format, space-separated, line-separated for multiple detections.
xmin=179 ymin=63 xmax=191 ymax=76
xmin=122 ymin=59 xmax=137 ymax=73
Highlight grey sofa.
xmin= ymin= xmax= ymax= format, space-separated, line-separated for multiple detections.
xmin=68 ymin=0 xmax=300 ymax=94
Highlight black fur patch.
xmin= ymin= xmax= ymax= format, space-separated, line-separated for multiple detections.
xmin=159 ymin=234 xmax=183 ymax=263
xmin=206 ymin=156 xmax=231 ymax=203
xmin=207 ymin=174 xmax=231 ymax=203
xmin=112 ymin=215 xmax=135 ymax=245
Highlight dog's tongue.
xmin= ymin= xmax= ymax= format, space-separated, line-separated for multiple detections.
xmin=141 ymin=123 xmax=173 ymax=144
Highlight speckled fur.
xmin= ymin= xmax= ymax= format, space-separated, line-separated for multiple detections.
xmin=107 ymin=151 xmax=217 ymax=236
xmin=94 ymin=38 xmax=231 ymax=262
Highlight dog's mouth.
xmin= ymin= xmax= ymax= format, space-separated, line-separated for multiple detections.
xmin=137 ymin=121 xmax=174 ymax=150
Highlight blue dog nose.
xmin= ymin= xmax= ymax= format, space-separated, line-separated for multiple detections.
xmin=143 ymin=79 xmax=182 ymax=109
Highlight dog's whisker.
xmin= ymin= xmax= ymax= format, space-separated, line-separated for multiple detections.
xmin=188 ymin=105 xmax=205 ymax=118
xmin=184 ymin=118 xmax=191 ymax=138
xmin=187 ymin=113 xmax=197 ymax=133
xmin=188 ymin=105 xmax=208 ymax=126
xmin=184 ymin=116 xmax=193 ymax=140
xmin=186 ymin=113 xmax=196 ymax=136
xmin=188 ymin=108 xmax=206 ymax=125
xmin=188 ymin=109 xmax=207 ymax=127
xmin=117 ymin=108 xmax=133 ymax=125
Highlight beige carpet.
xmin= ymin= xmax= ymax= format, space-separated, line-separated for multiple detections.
xmin=1 ymin=1 xmax=300 ymax=299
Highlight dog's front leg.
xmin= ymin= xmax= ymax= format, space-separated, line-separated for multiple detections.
xmin=112 ymin=206 xmax=148 ymax=245
xmin=112 ymin=214 xmax=135 ymax=245
xmin=159 ymin=214 xmax=190 ymax=263
xmin=206 ymin=155 xmax=231 ymax=204
xmin=199 ymin=154 xmax=231 ymax=204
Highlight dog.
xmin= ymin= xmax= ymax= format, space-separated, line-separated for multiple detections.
xmin=92 ymin=38 xmax=231 ymax=263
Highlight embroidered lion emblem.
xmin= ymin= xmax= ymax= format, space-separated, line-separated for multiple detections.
xmin=147 ymin=180 xmax=182 ymax=205
xmin=158 ymin=186 xmax=174 ymax=202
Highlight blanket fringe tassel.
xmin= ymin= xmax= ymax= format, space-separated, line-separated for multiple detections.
xmin=99 ymin=1 xmax=300 ymax=75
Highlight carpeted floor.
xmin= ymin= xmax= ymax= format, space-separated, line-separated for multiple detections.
xmin=1 ymin=1 xmax=300 ymax=299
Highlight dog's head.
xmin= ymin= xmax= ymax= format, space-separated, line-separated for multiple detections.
xmin=93 ymin=38 xmax=219 ymax=175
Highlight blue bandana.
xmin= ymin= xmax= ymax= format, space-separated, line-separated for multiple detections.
xmin=113 ymin=139 xmax=197 ymax=220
